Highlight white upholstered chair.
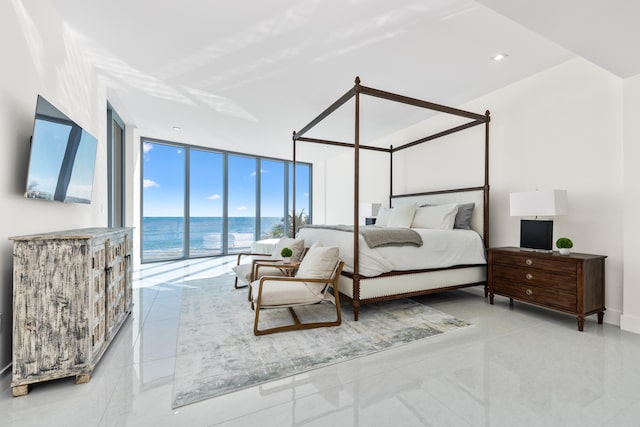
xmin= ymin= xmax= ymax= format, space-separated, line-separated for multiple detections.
xmin=232 ymin=237 xmax=304 ymax=289
xmin=250 ymin=245 xmax=343 ymax=336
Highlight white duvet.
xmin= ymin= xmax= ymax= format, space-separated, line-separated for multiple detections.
xmin=296 ymin=227 xmax=486 ymax=277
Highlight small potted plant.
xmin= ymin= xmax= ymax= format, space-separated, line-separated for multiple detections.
xmin=280 ymin=247 xmax=293 ymax=263
xmin=556 ymin=237 xmax=573 ymax=255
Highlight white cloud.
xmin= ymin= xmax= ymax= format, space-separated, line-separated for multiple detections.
xmin=207 ymin=194 xmax=221 ymax=200
xmin=143 ymin=142 xmax=153 ymax=153
xmin=237 ymin=205 xmax=247 ymax=211
xmin=143 ymin=179 xmax=159 ymax=188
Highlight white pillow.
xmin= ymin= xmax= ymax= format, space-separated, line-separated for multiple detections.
xmin=295 ymin=246 xmax=339 ymax=280
xmin=376 ymin=207 xmax=391 ymax=226
xmin=387 ymin=203 xmax=417 ymax=228
xmin=411 ymin=204 xmax=459 ymax=229
xmin=272 ymin=237 xmax=304 ymax=260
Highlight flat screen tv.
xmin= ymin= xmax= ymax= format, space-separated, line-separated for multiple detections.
xmin=520 ymin=219 xmax=553 ymax=251
xmin=25 ymin=95 xmax=98 ymax=204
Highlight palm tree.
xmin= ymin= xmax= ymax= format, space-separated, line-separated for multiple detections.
xmin=265 ymin=209 xmax=309 ymax=238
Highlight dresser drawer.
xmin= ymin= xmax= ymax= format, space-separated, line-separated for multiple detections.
xmin=492 ymin=264 xmax=577 ymax=293
xmin=492 ymin=253 xmax=576 ymax=275
xmin=492 ymin=279 xmax=577 ymax=312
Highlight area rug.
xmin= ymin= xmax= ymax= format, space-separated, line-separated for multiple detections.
xmin=172 ymin=273 xmax=471 ymax=408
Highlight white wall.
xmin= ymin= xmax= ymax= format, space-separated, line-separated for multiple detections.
xmin=621 ymin=73 xmax=640 ymax=334
xmin=317 ymin=58 xmax=627 ymax=326
xmin=0 ymin=1 xmax=107 ymax=371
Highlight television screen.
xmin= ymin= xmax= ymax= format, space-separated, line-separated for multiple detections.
xmin=520 ymin=219 xmax=553 ymax=251
xmin=25 ymin=95 xmax=98 ymax=204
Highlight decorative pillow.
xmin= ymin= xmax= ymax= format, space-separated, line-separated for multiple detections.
xmin=411 ymin=204 xmax=459 ymax=229
xmin=272 ymin=237 xmax=304 ymax=261
xmin=295 ymin=246 xmax=339 ymax=280
xmin=387 ymin=203 xmax=417 ymax=228
xmin=375 ymin=207 xmax=391 ymax=226
xmin=453 ymin=202 xmax=475 ymax=230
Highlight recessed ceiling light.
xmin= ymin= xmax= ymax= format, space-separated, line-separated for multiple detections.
xmin=172 ymin=126 xmax=181 ymax=131
xmin=491 ymin=53 xmax=508 ymax=62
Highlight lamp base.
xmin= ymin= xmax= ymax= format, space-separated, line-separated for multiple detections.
xmin=520 ymin=219 xmax=553 ymax=252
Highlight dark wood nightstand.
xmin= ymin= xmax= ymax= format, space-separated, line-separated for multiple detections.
xmin=488 ymin=247 xmax=606 ymax=331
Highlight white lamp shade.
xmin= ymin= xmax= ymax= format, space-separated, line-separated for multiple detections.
xmin=509 ymin=190 xmax=568 ymax=217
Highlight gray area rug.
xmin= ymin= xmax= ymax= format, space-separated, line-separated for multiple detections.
xmin=172 ymin=273 xmax=471 ymax=408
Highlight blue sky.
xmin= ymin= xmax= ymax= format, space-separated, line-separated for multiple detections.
xmin=142 ymin=141 xmax=309 ymax=217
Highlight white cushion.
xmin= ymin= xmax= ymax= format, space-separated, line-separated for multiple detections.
xmin=232 ymin=261 xmax=284 ymax=285
xmin=251 ymin=280 xmax=323 ymax=306
xmin=376 ymin=207 xmax=391 ymax=226
xmin=295 ymin=246 xmax=339 ymax=282
xmin=272 ymin=237 xmax=304 ymax=261
xmin=387 ymin=203 xmax=417 ymax=228
xmin=411 ymin=204 xmax=459 ymax=229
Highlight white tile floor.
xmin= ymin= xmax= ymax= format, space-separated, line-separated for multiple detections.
xmin=2 ymin=256 xmax=640 ymax=427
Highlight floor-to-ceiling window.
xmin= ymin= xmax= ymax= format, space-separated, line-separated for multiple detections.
xmin=259 ymin=159 xmax=286 ymax=239
xmin=141 ymin=138 xmax=311 ymax=262
xmin=227 ymin=154 xmax=257 ymax=254
xmin=142 ymin=140 xmax=186 ymax=261
xmin=189 ymin=149 xmax=224 ymax=257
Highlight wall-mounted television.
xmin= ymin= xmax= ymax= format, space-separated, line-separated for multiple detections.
xmin=25 ymin=95 xmax=98 ymax=204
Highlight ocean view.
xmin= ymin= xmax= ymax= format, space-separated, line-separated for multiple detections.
xmin=143 ymin=216 xmax=283 ymax=260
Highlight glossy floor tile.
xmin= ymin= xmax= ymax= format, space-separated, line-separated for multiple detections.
xmin=2 ymin=257 xmax=640 ymax=427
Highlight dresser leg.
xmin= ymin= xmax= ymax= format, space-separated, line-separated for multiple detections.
xmin=12 ymin=384 xmax=29 ymax=397
xmin=577 ymin=316 xmax=585 ymax=331
xmin=597 ymin=312 xmax=604 ymax=324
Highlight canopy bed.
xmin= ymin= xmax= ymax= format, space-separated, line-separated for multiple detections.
xmin=292 ymin=77 xmax=490 ymax=320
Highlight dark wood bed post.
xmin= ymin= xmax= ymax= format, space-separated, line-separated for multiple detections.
xmin=353 ymin=76 xmax=362 ymax=321
xmin=292 ymin=131 xmax=297 ymax=238
xmin=389 ymin=145 xmax=393 ymax=206
xmin=483 ymin=110 xmax=491 ymax=248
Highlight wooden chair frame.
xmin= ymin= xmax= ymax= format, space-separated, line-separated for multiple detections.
xmin=253 ymin=261 xmax=344 ymax=336
xmin=233 ymin=252 xmax=277 ymax=289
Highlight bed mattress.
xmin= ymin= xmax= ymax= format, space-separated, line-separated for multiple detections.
xmin=297 ymin=227 xmax=486 ymax=277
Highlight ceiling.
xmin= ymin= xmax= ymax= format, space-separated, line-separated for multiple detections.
xmin=48 ymin=0 xmax=640 ymax=160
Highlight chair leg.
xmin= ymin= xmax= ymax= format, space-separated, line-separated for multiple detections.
xmin=234 ymin=277 xmax=247 ymax=289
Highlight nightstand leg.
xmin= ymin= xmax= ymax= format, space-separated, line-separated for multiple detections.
xmin=509 ymin=298 xmax=513 ymax=307
xmin=489 ymin=293 xmax=494 ymax=304
xmin=597 ymin=312 xmax=604 ymax=324
xmin=577 ymin=316 xmax=585 ymax=332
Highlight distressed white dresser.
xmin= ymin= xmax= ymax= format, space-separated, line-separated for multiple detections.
xmin=9 ymin=227 xmax=133 ymax=397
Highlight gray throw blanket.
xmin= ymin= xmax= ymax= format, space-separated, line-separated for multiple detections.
xmin=300 ymin=224 xmax=423 ymax=248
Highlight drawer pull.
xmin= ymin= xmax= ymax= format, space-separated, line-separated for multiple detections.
xmin=525 ymin=259 xmax=533 ymax=266
xmin=525 ymin=289 xmax=533 ymax=296
xmin=525 ymin=273 xmax=533 ymax=280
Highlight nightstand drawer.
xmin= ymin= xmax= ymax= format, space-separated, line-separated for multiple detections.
xmin=492 ymin=279 xmax=577 ymax=311
xmin=492 ymin=265 xmax=577 ymax=293
xmin=492 ymin=253 xmax=576 ymax=275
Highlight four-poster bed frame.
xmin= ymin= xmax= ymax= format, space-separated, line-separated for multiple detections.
xmin=292 ymin=77 xmax=491 ymax=320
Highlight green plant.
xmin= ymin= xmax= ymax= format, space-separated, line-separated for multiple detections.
xmin=556 ymin=237 xmax=573 ymax=249
xmin=265 ymin=209 xmax=309 ymax=238
xmin=280 ymin=247 xmax=293 ymax=258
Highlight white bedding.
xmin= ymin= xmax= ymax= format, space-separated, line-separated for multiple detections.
xmin=296 ymin=227 xmax=486 ymax=277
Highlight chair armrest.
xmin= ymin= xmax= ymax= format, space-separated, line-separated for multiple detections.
xmin=236 ymin=252 xmax=272 ymax=266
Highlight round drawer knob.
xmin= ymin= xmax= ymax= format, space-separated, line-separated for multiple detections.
xmin=525 ymin=288 xmax=533 ymax=296
xmin=525 ymin=273 xmax=533 ymax=280
xmin=525 ymin=259 xmax=533 ymax=266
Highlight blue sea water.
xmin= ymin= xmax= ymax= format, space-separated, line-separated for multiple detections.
xmin=142 ymin=216 xmax=283 ymax=259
